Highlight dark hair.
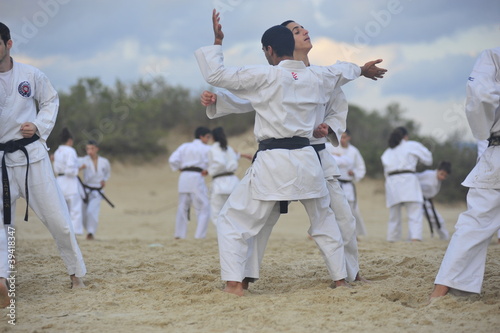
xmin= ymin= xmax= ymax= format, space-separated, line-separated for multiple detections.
xmin=0 ymin=22 xmax=11 ymax=46
xmin=261 ymin=25 xmax=294 ymax=58
xmin=437 ymin=161 xmax=452 ymax=174
xmin=87 ymin=140 xmax=98 ymax=147
xmin=194 ymin=126 xmax=210 ymax=139
xmin=212 ymin=127 xmax=228 ymax=151
xmin=61 ymin=127 xmax=73 ymax=143
xmin=344 ymin=129 xmax=351 ymax=136
xmin=280 ymin=20 xmax=294 ymax=27
xmin=388 ymin=126 xmax=408 ymax=148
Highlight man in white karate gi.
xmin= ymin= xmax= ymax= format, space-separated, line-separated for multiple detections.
xmin=200 ymin=19 xmax=386 ymax=287
xmin=416 ymin=161 xmax=451 ymax=240
xmin=328 ymin=130 xmax=368 ymax=237
xmin=78 ymin=140 xmax=111 ymax=240
xmin=430 ymin=47 xmax=500 ymax=299
xmin=169 ymin=127 xmax=212 ymax=239
xmin=195 ymin=10 xmax=373 ymax=296
xmin=0 ymin=22 xmax=86 ymax=307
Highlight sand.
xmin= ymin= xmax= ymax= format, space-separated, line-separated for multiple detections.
xmin=1 ymin=131 xmax=499 ymax=333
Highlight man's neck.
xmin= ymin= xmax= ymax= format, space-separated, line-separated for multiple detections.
xmin=293 ymin=50 xmax=310 ymax=67
xmin=0 ymin=57 xmax=13 ymax=73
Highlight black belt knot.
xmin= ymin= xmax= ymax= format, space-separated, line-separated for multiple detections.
xmin=1 ymin=134 xmax=40 ymax=224
xmin=252 ymin=137 xmax=313 ymax=214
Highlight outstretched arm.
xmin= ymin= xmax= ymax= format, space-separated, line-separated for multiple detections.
xmin=360 ymin=59 xmax=387 ymax=80
xmin=212 ymin=9 xmax=224 ymax=45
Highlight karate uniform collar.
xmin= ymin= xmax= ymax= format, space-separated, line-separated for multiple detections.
xmin=277 ymin=59 xmax=307 ymax=70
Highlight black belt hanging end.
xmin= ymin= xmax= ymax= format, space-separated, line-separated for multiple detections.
xmin=279 ymin=201 xmax=288 ymax=214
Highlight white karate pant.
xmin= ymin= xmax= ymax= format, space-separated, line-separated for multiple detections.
xmin=82 ymin=190 xmax=103 ymax=235
xmin=348 ymin=200 xmax=367 ymax=237
xmin=218 ymin=173 xmax=346 ymax=283
xmin=210 ymin=193 xmax=230 ymax=227
xmin=387 ymin=202 xmax=423 ymax=241
xmin=243 ymin=178 xmax=360 ymax=282
xmin=422 ymin=200 xmax=449 ymax=240
xmin=0 ymin=157 xmax=86 ymax=278
xmin=175 ymin=189 xmax=210 ymax=239
xmin=63 ymin=191 xmax=83 ymax=235
xmin=434 ymin=188 xmax=500 ymax=294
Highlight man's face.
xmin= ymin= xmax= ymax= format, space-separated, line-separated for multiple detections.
xmin=284 ymin=21 xmax=312 ymax=52
xmin=340 ymin=133 xmax=351 ymax=148
xmin=437 ymin=170 xmax=449 ymax=181
xmin=86 ymin=144 xmax=99 ymax=158
xmin=0 ymin=39 xmax=12 ymax=65
xmin=200 ymin=133 xmax=212 ymax=144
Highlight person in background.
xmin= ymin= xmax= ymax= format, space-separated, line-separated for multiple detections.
xmin=53 ymin=128 xmax=83 ymax=235
xmin=327 ymin=129 xmax=367 ymax=238
xmin=417 ymin=161 xmax=452 ymax=240
xmin=78 ymin=140 xmax=111 ymax=240
xmin=207 ymin=127 xmax=251 ymax=228
xmin=168 ymin=127 xmax=212 ymax=239
xmin=381 ymin=126 xmax=432 ymax=242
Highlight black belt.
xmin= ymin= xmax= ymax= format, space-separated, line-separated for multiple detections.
xmin=212 ymin=172 xmax=234 ymax=180
xmin=488 ymin=135 xmax=500 ymax=147
xmin=0 ymin=134 xmax=40 ymax=225
xmin=423 ymin=197 xmax=441 ymax=237
xmin=253 ymin=137 xmax=312 ymax=214
xmin=57 ymin=173 xmax=65 ymax=176
xmin=181 ymin=167 xmax=203 ymax=172
xmin=388 ymin=170 xmax=414 ymax=176
xmin=311 ymin=143 xmax=326 ymax=152
xmin=338 ymin=179 xmax=352 ymax=183
xmin=77 ymin=176 xmax=115 ymax=208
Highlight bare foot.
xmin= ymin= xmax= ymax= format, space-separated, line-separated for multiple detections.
xmin=354 ymin=273 xmax=371 ymax=283
xmin=0 ymin=278 xmax=10 ymax=308
xmin=86 ymin=233 xmax=94 ymax=240
xmin=429 ymin=284 xmax=449 ymax=300
xmin=333 ymin=279 xmax=351 ymax=288
xmin=223 ymin=281 xmax=244 ymax=296
xmin=70 ymin=275 xmax=86 ymax=289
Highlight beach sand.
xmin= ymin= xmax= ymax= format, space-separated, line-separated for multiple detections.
xmin=2 ymin=131 xmax=499 ymax=332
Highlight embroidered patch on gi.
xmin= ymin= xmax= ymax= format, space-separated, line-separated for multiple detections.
xmin=291 ymin=72 xmax=298 ymax=80
xmin=18 ymin=81 xmax=31 ymax=97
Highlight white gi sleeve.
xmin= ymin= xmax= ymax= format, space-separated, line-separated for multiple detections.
xmin=31 ymin=69 xmax=59 ymax=141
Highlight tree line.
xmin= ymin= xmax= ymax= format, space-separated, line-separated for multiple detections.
xmin=48 ymin=77 xmax=477 ymax=203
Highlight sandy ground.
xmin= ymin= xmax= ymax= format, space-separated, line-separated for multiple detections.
xmin=1 ymin=132 xmax=499 ymax=333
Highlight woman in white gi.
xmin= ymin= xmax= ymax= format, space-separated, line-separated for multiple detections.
xmin=168 ymin=127 xmax=212 ymax=239
xmin=328 ymin=130 xmax=368 ymax=237
xmin=0 ymin=22 xmax=86 ymax=307
xmin=78 ymin=140 xmax=111 ymax=240
xmin=207 ymin=127 xmax=250 ymax=227
xmin=416 ymin=161 xmax=451 ymax=240
xmin=381 ymin=127 xmax=432 ymax=242
xmin=53 ymin=128 xmax=83 ymax=235
xmin=430 ymin=47 xmax=500 ymax=299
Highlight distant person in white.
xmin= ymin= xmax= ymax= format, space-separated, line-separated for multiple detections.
xmin=381 ymin=127 xmax=432 ymax=242
xmin=327 ymin=130 xmax=367 ymax=237
xmin=53 ymin=128 xmax=83 ymax=235
xmin=416 ymin=161 xmax=452 ymax=240
xmin=168 ymin=127 xmax=212 ymax=239
xmin=431 ymin=47 xmax=500 ymax=299
xmin=207 ymin=127 xmax=251 ymax=227
xmin=78 ymin=140 xmax=111 ymax=240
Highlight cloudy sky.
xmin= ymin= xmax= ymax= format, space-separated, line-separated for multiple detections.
xmin=2 ymin=0 xmax=499 ymax=141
